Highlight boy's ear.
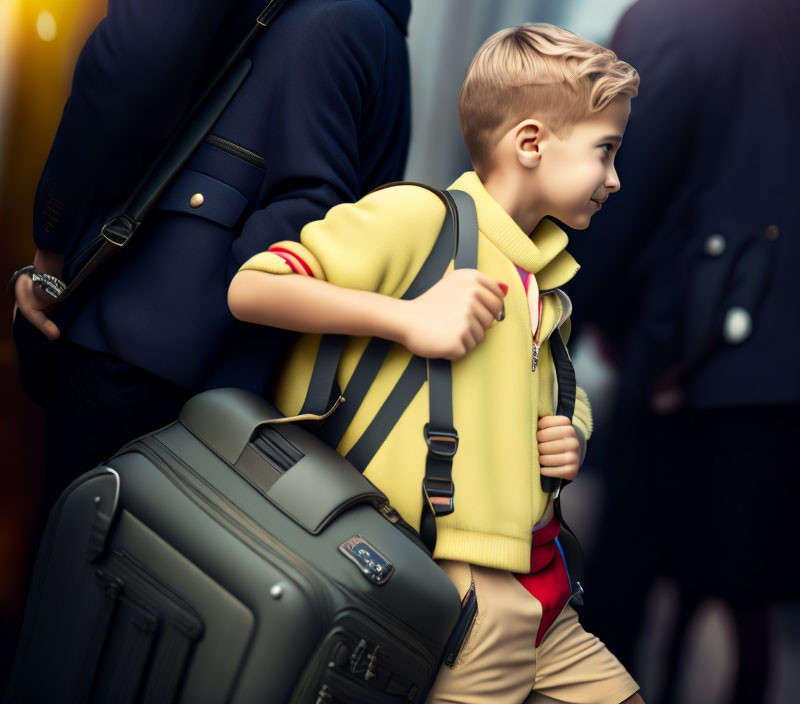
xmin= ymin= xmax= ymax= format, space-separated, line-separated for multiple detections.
xmin=515 ymin=120 xmax=543 ymax=168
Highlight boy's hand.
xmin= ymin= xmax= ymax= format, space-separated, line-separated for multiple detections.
xmin=400 ymin=269 xmax=507 ymax=360
xmin=537 ymin=415 xmax=580 ymax=481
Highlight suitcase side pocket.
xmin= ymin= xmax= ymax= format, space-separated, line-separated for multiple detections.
xmin=83 ymin=550 xmax=204 ymax=704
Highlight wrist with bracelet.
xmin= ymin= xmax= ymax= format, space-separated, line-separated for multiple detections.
xmin=8 ymin=265 xmax=66 ymax=299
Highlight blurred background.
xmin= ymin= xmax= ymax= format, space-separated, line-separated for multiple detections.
xmin=1 ymin=1 xmax=798 ymax=702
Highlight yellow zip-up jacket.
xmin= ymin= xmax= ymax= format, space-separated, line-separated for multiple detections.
xmin=240 ymin=172 xmax=593 ymax=572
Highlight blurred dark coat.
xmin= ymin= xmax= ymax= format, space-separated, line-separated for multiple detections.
xmin=32 ymin=0 xmax=411 ymax=393
xmin=567 ymin=0 xmax=800 ymax=409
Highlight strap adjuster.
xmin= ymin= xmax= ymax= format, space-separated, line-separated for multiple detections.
xmin=423 ymin=423 xmax=459 ymax=459
xmin=101 ymin=215 xmax=138 ymax=248
xmin=423 ymin=476 xmax=455 ymax=516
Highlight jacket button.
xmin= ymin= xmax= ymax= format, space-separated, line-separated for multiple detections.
xmin=765 ymin=225 xmax=779 ymax=240
xmin=723 ymin=306 xmax=752 ymax=344
xmin=190 ymin=193 xmax=205 ymax=208
xmin=705 ymin=234 xmax=726 ymax=256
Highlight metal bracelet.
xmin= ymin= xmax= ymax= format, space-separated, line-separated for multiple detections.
xmin=7 ymin=265 xmax=36 ymax=293
xmin=31 ymin=272 xmax=67 ymax=299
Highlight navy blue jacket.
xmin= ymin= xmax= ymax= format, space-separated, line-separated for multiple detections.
xmin=566 ymin=0 xmax=800 ymax=409
xmin=34 ymin=0 xmax=411 ymax=393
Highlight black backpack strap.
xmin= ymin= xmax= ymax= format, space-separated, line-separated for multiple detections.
xmin=540 ymin=325 xmax=577 ymax=494
xmin=300 ymin=184 xmax=479 ymax=553
xmin=300 ymin=181 xmax=458 ymax=419
xmin=542 ymin=322 xmax=585 ymax=603
xmin=419 ymin=190 xmax=477 ymax=551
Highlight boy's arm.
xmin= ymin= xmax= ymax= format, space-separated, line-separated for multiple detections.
xmin=229 ymin=268 xmax=506 ymax=361
xmin=228 ymin=188 xmax=507 ymax=360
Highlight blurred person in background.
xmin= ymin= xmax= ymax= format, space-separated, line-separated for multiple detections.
xmin=565 ymin=0 xmax=800 ymax=702
xmin=10 ymin=0 xmax=411 ymax=551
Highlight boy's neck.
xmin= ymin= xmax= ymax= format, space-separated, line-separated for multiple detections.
xmin=479 ymin=169 xmax=543 ymax=236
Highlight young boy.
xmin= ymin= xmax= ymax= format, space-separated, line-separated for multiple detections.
xmin=228 ymin=23 xmax=642 ymax=704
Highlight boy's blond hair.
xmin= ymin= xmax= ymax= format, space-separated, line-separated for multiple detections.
xmin=459 ymin=23 xmax=639 ymax=175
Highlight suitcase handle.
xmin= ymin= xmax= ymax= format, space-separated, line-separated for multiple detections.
xmin=180 ymin=387 xmax=309 ymax=465
xmin=180 ymin=388 xmax=391 ymax=535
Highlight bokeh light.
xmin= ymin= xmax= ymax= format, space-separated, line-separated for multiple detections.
xmin=35 ymin=11 xmax=58 ymax=42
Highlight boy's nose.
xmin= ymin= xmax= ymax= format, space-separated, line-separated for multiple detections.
xmin=605 ymin=166 xmax=621 ymax=193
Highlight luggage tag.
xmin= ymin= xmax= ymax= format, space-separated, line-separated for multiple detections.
xmin=339 ymin=535 xmax=394 ymax=585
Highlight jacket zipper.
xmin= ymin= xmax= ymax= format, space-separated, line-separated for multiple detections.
xmin=203 ymin=134 xmax=266 ymax=169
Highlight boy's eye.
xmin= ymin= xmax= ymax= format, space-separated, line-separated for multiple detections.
xmin=599 ymin=143 xmax=613 ymax=153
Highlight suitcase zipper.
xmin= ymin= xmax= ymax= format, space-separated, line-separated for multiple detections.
xmin=103 ymin=549 xmax=203 ymax=638
xmin=128 ymin=438 xmax=331 ymax=631
xmin=203 ymin=134 xmax=266 ymax=169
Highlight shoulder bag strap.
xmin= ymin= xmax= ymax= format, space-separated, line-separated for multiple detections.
xmin=57 ymin=0 xmax=291 ymax=302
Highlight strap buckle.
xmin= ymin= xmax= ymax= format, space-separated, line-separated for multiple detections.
xmin=423 ymin=423 xmax=459 ymax=459
xmin=100 ymin=215 xmax=138 ymax=248
xmin=423 ymin=476 xmax=455 ymax=517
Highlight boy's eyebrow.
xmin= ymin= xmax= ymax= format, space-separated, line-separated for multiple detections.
xmin=599 ymin=135 xmax=623 ymax=144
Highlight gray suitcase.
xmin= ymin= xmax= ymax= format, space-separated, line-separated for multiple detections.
xmin=6 ymin=388 xmax=462 ymax=703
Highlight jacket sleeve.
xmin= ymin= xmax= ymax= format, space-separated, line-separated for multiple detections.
xmin=573 ymin=386 xmax=594 ymax=463
xmin=227 ymin=0 xmax=397 ymax=283
xmin=33 ymin=0 xmax=247 ymax=255
xmin=238 ymin=185 xmax=447 ymax=297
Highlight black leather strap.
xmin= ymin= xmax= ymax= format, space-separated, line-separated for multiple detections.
xmin=58 ymin=0 xmax=290 ymax=303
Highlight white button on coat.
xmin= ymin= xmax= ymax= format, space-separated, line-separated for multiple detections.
xmin=705 ymin=234 xmax=726 ymax=256
xmin=723 ymin=306 xmax=752 ymax=344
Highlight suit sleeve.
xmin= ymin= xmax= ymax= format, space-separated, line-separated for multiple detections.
xmin=228 ymin=0 xmax=394 ymax=283
xmin=33 ymin=0 xmax=246 ymax=254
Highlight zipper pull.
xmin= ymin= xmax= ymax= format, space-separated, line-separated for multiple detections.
xmin=350 ymin=638 xmax=368 ymax=673
xmin=365 ymin=645 xmax=380 ymax=681
xmin=531 ymin=341 xmax=540 ymax=372
xmin=314 ymin=684 xmax=332 ymax=704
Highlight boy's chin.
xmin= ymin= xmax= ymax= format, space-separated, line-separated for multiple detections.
xmin=565 ymin=214 xmax=592 ymax=230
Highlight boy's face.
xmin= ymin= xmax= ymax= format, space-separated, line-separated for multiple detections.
xmin=518 ymin=96 xmax=631 ymax=231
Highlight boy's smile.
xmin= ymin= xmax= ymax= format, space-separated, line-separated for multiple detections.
xmin=482 ymin=96 xmax=631 ymax=234
xmin=535 ymin=97 xmax=630 ymax=230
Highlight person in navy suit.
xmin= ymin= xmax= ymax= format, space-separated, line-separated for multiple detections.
xmin=564 ymin=0 xmax=800 ymax=702
xmin=12 ymin=0 xmax=411 ymax=542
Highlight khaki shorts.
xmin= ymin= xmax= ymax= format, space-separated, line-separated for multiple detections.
xmin=427 ymin=561 xmax=639 ymax=704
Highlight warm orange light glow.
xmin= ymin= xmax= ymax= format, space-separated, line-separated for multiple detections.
xmin=36 ymin=11 xmax=58 ymax=42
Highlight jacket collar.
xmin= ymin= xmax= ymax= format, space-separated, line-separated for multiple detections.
xmin=375 ymin=0 xmax=411 ymax=35
xmin=448 ymin=171 xmax=580 ymax=291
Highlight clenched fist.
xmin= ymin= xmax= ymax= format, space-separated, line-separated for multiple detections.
xmin=537 ymin=415 xmax=581 ymax=482
xmin=399 ymin=269 xmax=507 ymax=360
